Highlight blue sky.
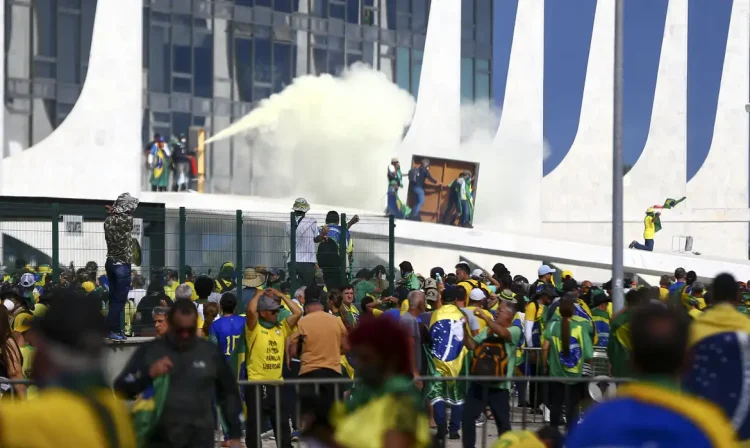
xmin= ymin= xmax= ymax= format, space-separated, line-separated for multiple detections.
xmin=493 ymin=0 xmax=734 ymax=178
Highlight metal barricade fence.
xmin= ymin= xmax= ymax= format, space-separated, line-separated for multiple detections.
xmin=0 ymin=198 xmax=395 ymax=297
xmin=0 ymin=373 xmax=629 ymax=448
xmin=238 ymin=374 xmax=632 ymax=448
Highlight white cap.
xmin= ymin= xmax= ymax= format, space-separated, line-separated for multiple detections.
xmin=469 ymin=288 xmax=486 ymax=302
xmin=471 ymin=268 xmax=484 ymax=278
xmin=538 ymin=265 xmax=556 ymax=276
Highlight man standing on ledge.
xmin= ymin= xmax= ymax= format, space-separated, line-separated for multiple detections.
xmin=286 ymin=197 xmax=321 ymax=288
xmin=104 ymin=192 xmax=139 ymax=341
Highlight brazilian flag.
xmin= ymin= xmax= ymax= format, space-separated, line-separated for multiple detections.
xmin=661 ymin=197 xmax=686 ymax=210
xmin=131 ymin=375 xmax=170 ymax=448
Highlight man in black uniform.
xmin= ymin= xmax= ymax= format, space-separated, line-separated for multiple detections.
xmin=114 ymin=299 xmax=243 ymax=448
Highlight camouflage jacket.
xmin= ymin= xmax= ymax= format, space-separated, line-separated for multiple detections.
xmin=104 ymin=193 xmax=139 ymax=264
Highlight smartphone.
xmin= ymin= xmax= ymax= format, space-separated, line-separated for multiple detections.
xmin=435 ymin=273 xmax=443 ymax=283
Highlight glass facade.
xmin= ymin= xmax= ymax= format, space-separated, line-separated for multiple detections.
xmin=461 ymin=0 xmax=493 ymax=104
xmin=4 ymin=0 xmax=98 ymax=157
xmin=3 ymin=0 xmax=493 ymax=192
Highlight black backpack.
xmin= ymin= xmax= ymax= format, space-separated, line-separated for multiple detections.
xmin=470 ymin=336 xmax=508 ymax=377
xmin=408 ymin=167 xmax=418 ymax=183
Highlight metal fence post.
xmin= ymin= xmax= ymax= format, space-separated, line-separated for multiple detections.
xmin=51 ymin=203 xmax=59 ymax=282
xmin=339 ymin=213 xmax=347 ymax=286
xmin=179 ymin=207 xmax=186 ymax=283
xmin=290 ymin=212 xmax=298 ymax=294
xmin=236 ymin=210 xmax=243 ymax=284
xmin=388 ymin=214 xmax=395 ymax=296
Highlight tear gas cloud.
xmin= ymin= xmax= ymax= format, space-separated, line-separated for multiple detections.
xmin=206 ymin=63 xmax=416 ymax=211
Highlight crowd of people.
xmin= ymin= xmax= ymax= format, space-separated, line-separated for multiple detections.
xmin=2 ymin=192 xmax=750 ymax=447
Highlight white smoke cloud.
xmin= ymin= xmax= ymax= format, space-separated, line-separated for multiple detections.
xmin=205 ymin=63 xmax=416 ymax=211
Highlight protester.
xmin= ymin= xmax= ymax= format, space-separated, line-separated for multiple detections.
xmin=607 ymin=289 xmax=645 ymax=378
xmin=401 ymin=291 xmax=426 ymax=381
xmin=461 ymin=299 xmax=521 ymax=448
xmin=310 ymin=316 xmax=430 ymax=448
xmin=683 ymin=273 xmax=750 ymax=443
xmin=0 ymin=291 xmax=137 ymax=447
xmin=407 ymin=158 xmax=440 ymax=220
xmin=629 ymin=207 xmax=660 ymax=251
xmin=542 ymin=295 xmax=593 ymax=430
xmin=115 ymin=299 xmax=243 ymax=448
xmin=286 ymin=198 xmax=321 ymax=287
xmin=152 ymin=306 xmax=169 ymax=337
xmin=104 ymin=192 xmax=139 ymax=341
xmin=244 ymin=287 xmax=302 ymax=448
xmin=0 ymin=302 xmax=25 ymax=399
xmin=290 ymin=295 xmax=347 ymax=409
xmin=566 ymin=303 xmax=738 ymax=447
xmin=426 ymin=286 xmax=468 ymax=441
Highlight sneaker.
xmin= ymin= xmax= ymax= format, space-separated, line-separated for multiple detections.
xmin=448 ymin=431 xmax=460 ymax=440
xmin=475 ymin=413 xmax=486 ymax=427
xmin=291 ymin=430 xmax=301 ymax=442
xmin=628 ymin=241 xmax=636 ymax=249
xmin=108 ymin=332 xmax=126 ymax=342
xmin=260 ymin=429 xmax=275 ymax=441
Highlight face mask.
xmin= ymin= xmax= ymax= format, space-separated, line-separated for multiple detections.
xmin=3 ymin=300 xmax=13 ymax=311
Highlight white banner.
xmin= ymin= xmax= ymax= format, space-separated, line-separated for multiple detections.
xmin=131 ymin=218 xmax=144 ymax=245
xmin=62 ymin=215 xmax=83 ymax=236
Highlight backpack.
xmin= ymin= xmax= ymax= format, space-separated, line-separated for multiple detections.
xmin=470 ymin=336 xmax=508 ymax=377
xmin=408 ymin=167 xmax=418 ymax=183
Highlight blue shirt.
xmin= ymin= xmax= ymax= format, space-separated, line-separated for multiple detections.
xmin=209 ymin=315 xmax=246 ymax=361
xmin=323 ymin=224 xmax=351 ymax=250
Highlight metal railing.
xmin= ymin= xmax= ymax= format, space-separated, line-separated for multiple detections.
xmin=0 ymin=198 xmax=396 ymax=294
xmin=0 ymin=372 xmax=626 ymax=448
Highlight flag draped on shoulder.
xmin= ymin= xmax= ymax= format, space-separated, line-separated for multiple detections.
xmin=428 ymin=304 xmax=468 ymax=377
xmin=131 ymin=375 xmax=170 ymax=448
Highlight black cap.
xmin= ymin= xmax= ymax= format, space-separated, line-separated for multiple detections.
xmin=533 ymin=283 xmax=557 ymax=300
xmin=492 ymin=263 xmax=509 ymax=275
xmin=399 ymin=261 xmax=413 ymax=273
xmin=562 ymin=278 xmax=579 ymax=293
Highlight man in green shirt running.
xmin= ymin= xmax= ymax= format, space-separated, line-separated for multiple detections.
xmin=461 ymin=299 xmax=522 ymax=446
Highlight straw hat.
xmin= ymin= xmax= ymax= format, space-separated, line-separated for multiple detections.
xmin=242 ymin=267 xmax=264 ymax=288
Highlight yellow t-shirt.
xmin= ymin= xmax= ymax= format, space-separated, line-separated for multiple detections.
xmin=492 ymin=430 xmax=545 ymax=448
xmin=164 ymin=283 xmax=177 ymax=300
xmin=20 ymin=345 xmax=34 ymax=379
xmin=183 ymin=281 xmax=199 ymax=301
xmin=372 ymin=308 xmax=384 ymax=317
xmin=245 ymin=320 xmax=292 ymax=380
xmin=0 ymin=388 xmax=136 ymax=448
xmin=643 ymin=215 xmax=655 ymax=239
xmin=457 ymin=279 xmax=491 ymax=298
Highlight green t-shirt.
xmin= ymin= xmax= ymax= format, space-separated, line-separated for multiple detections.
xmin=277 ymin=307 xmax=292 ymax=324
xmin=607 ymin=309 xmax=632 ymax=378
xmin=354 ymin=280 xmax=376 ymax=303
xmin=471 ymin=325 xmax=522 ymax=389
xmin=543 ymin=319 xmax=593 ymax=378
